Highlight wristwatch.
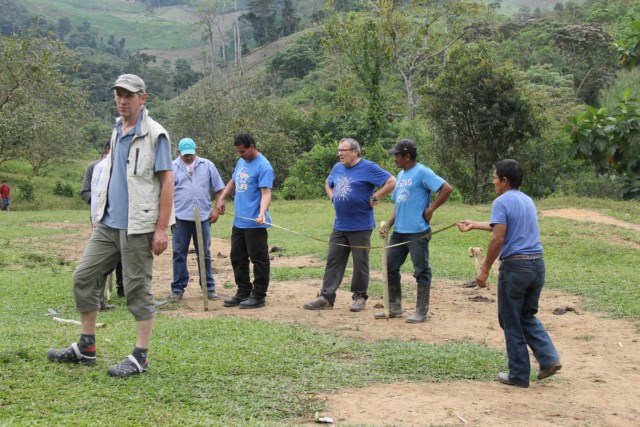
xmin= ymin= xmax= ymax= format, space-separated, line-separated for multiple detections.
xmin=370 ymin=195 xmax=378 ymax=202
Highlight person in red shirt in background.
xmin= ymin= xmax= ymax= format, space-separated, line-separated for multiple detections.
xmin=0 ymin=179 xmax=10 ymax=211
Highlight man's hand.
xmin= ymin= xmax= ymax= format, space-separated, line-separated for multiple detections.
xmin=423 ymin=207 xmax=434 ymax=224
xmin=457 ymin=220 xmax=474 ymax=232
xmin=379 ymin=221 xmax=390 ymax=239
xmin=476 ymin=270 xmax=489 ymax=288
xmin=256 ymin=213 xmax=266 ymax=224
xmin=210 ymin=210 xmax=220 ymax=223
xmin=216 ymin=202 xmax=226 ymax=216
xmin=152 ymin=227 xmax=169 ymax=256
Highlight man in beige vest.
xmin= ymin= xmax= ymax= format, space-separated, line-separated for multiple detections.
xmin=47 ymin=74 xmax=174 ymax=377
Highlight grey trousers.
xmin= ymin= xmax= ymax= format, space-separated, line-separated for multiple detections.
xmin=320 ymin=229 xmax=371 ymax=304
xmin=73 ymin=223 xmax=156 ymax=321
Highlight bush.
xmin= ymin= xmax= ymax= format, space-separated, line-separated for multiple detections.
xmin=281 ymin=142 xmax=338 ymax=200
xmin=17 ymin=179 xmax=35 ymax=202
xmin=53 ymin=181 xmax=75 ymax=198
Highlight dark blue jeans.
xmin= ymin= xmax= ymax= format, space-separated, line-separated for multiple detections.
xmin=387 ymin=230 xmax=432 ymax=293
xmin=320 ymin=229 xmax=371 ymax=304
xmin=498 ymin=258 xmax=560 ymax=386
xmin=230 ymin=226 xmax=270 ymax=299
xmin=171 ymin=219 xmax=215 ymax=293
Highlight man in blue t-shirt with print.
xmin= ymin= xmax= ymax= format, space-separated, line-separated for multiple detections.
xmin=215 ymin=134 xmax=275 ymax=309
xmin=304 ymin=138 xmax=396 ymax=312
xmin=377 ymin=139 xmax=452 ymax=323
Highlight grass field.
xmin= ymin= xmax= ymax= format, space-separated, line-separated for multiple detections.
xmin=0 ymin=197 xmax=638 ymax=424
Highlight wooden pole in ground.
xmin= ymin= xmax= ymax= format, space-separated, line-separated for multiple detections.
xmin=194 ymin=206 xmax=209 ymax=311
xmin=380 ymin=221 xmax=389 ymax=319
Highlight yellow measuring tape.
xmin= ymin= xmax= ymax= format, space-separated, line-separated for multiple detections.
xmin=237 ymin=216 xmax=457 ymax=249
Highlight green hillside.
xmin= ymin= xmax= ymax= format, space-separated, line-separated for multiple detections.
xmin=22 ymin=0 xmax=203 ymax=51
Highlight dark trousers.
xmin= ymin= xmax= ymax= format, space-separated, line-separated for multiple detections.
xmin=320 ymin=229 xmax=371 ymax=304
xmin=498 ymin=258 xmax=560 ymax=386
xmin=230 ymin=226 xmax=270 ymax=299
xmin=387 ymin=230 xmax=432 ymax=291
xmin=171 ymin=219 xmax=215 ymax=293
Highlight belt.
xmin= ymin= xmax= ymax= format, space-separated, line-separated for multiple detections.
xmin=501 ymin=254 xmax=543 ymax=261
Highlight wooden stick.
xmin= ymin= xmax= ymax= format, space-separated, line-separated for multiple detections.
xmin=380 ymin=221 xmax=389 ymax=319
xmin=52 ymin=317 xmax=106 ymax=328
xmin=106 ymin=272 xmax=113 ymax=304
xmin=194 ymin=206 xmax=209 ymax=311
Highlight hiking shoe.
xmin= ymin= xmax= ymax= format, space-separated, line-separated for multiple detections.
xmin=303 ymin=295 xmax=333 ymax=310
xmin=169 ymin=291 xmax=183 ymax=300
xmin=47 ymin=343 xmax=96 ymax=365
xmin=207 ymin=290 xmax=219 ymax=300
xmin=350 ymin=296 xmax=367 ymax=312
xmin=223 ymin=294 xmax=249 ymax=307
xmin=154 ymin=300 xmax=168 ymax=308
xmin=238 ymin=296 xmax=266 ymax=309
xmin=107 ymin=355 xmax=147 ymax=378
xmin=497 ymin=372 xmax=528 ymax=388
xmin=538 ymin=362 xmax=562 ymax=380
xmin=100 ymin=304 xmax=116 ymax=311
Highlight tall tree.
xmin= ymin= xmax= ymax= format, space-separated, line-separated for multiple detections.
xmin=244 ymin=0 xmax=277 ymax=46
xmin=196 ymin=0 xmax=222 ymax=77
xmin=279 ymin=0 xmax=299 ymax=37
xmin=374 ymin=0 xmax=478 ymax=119
xmin=324 ymin=10 xmax=391 ymax=144
xmin=422 ymin=43 xmax=540 ymax=203
xmin=0 ymin=32 xmax=89 ymax=173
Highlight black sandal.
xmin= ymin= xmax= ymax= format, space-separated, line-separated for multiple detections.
xmin=107 ymin=355 xmax=147 ymax=377
xmin=46 ymin=342 xmax=96 ymax=365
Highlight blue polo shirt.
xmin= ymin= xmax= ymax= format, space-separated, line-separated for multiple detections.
xmin=490 ymin=189 xmax=543 ymax=259
xmin=172 ymin=156 xmax=225 ymax=221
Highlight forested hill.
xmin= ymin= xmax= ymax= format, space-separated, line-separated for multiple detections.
xmin=1 ymin=0 xmax=639 ymax=208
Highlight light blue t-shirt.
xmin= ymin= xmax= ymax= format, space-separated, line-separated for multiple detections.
xmin=328 ymin=159 xmax=392 ymax=231
xmin=232 ymin=153 xmax=275 ymax=229
xmin=490 ymin=189 xmax=543 ymax=259
xmin=392 ymin=163 xmax=446 ymax=234
xmin=101 ymin=115 xmax=172 ymax=230
xmin=172 ymin=156 xmax=225 ymax=221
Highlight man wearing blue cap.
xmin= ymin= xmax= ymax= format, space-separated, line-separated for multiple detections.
xmin=170 ymin=138 xmax=225 ymax=301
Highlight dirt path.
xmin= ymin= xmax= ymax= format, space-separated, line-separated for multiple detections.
xmin=40 ymin=209 xmax=640 ymax=426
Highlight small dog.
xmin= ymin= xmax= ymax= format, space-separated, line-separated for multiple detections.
xmin=468 ymin=247 xmax=500 ymax=288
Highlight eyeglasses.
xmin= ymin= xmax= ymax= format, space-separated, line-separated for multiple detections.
xmin=338 ymin=148 xmax=356 ymax=153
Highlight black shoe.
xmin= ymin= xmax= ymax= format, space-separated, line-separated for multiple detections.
xmin=239 ymin=296 xmax=265 ymax=309
xmin=116 ymin=287 xmax=125 ymax=298
xmin=169 ymin=291 xmax=183 ymax=300
xmin=223 ymin=294 xmax=249 ymax=307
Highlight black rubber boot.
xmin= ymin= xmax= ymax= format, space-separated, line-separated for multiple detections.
xmin=374 ymin=282 xmax=403 ymax=319
xmin=405 ymin=285 xmax=430 ymax=323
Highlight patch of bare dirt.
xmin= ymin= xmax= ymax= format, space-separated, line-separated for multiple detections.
xmin=39 ymin=209 xmax=640 ymax=426
xmin=540 ymin=208 xmax=640 ymax=232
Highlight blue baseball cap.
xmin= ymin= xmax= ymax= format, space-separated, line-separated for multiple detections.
xmin=178 ymin=138 xmax=196 ymax=155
